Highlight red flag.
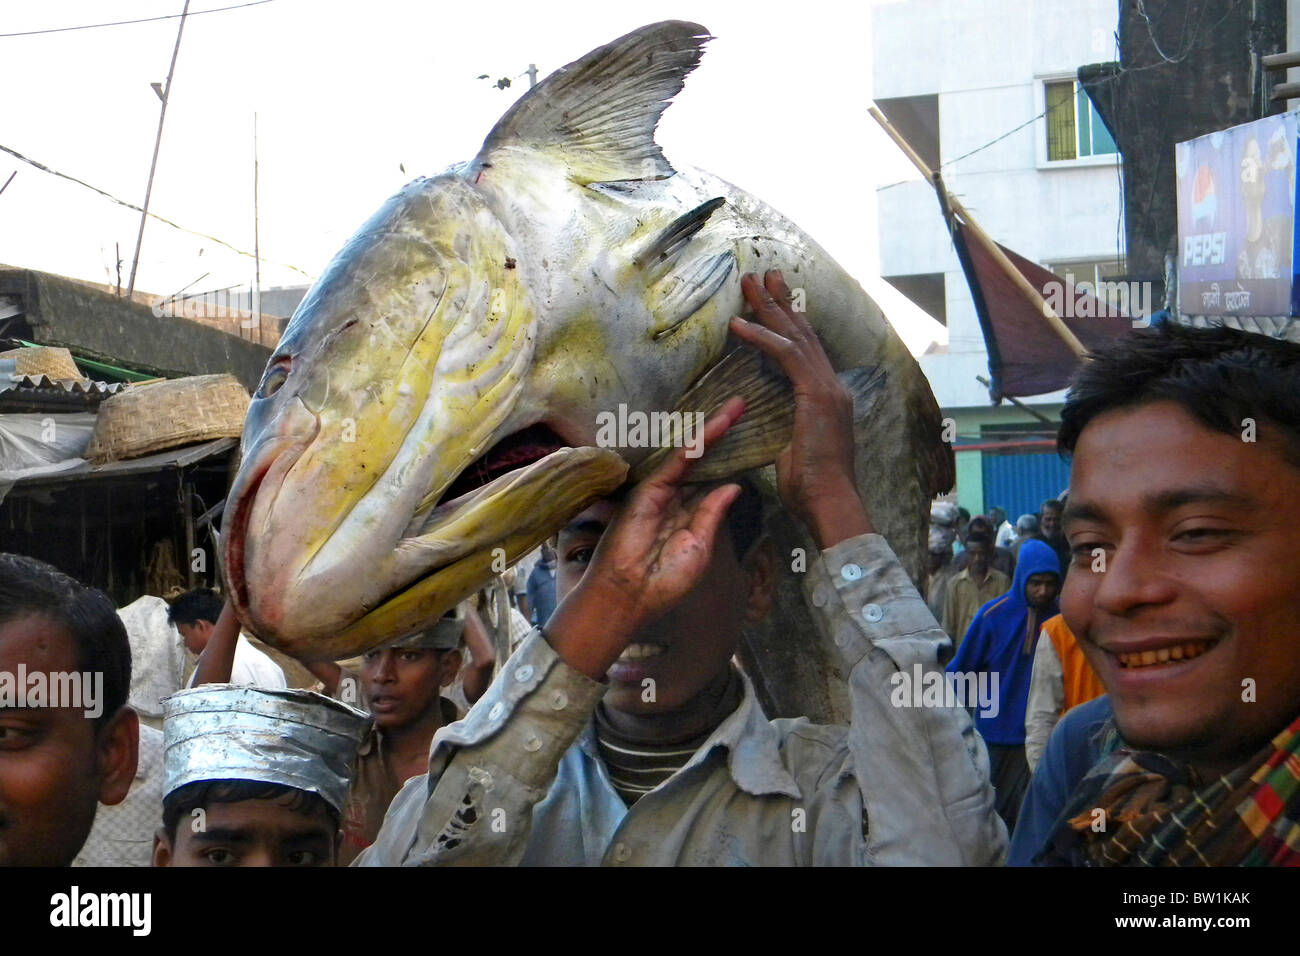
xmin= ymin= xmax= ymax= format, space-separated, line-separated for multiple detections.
xmin=950 ymin=220 xmax=1134 ymax=399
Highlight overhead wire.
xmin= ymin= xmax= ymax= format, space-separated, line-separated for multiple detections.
xmin=876 ymin=109 xmax=1048 ymax=191
xmin=0 ymin=142 xmax=315 ymax=279
xmin=0 ymin=0 xmax=278 ymax=39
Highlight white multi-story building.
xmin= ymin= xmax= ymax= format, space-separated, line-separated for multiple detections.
xmin=873 ymin=0 xmax=1125 ymax=517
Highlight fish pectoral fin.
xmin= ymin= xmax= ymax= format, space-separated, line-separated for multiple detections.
xmin=630 ymin=346 xmax=791 ymax=483
xmin=647 ymin=251 xmax=736 ymax=338
xmin=633 ymin=197 xmax=727 ymax=270
xmin=628 ymin=354 xmax=889 ymax=484
xmin=473 ymin=21 xmax=712 ymax=185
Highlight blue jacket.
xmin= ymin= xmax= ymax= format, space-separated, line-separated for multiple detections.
xmin=1009 ymin=695 xmax=1114 ymax=865
xmin=946 ymin=539 xmax=1061 ymax=745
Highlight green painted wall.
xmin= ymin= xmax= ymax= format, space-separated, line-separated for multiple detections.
xmin=944 ymin=403 xmax=1063 ymax=514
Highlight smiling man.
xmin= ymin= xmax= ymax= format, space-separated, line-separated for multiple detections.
xmin=356 ymin=272 xmax=1004 ymax=866
xmin=1015 ymin=322 xmax=1300 ymax=866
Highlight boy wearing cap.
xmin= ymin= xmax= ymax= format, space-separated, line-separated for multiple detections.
xmin=306 ymin=612 xmax=482 ymax=864
xmin=152 ymin=685 xmax=369 ymax=867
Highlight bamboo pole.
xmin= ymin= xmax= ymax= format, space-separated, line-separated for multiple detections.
xmin=869 ymin=105 xmax=1087 ymax=358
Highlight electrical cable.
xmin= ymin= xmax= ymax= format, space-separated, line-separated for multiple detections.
xmin=0 ymin=142 xmax=314 ymax=279
xmin=877 ymin=109 xmax=1047 ymax=191
xmin=0 ymin=0 xmax=278 ymax=39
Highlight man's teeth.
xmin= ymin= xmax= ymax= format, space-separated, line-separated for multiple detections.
xmin=1116 ymin=641 xmax=1214 ymax=668
xmin=618 ymin=643 xmax=665 ymax=661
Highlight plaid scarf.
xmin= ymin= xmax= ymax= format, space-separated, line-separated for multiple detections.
xmin=1042 ymin=713 xmax=1300 ymax=866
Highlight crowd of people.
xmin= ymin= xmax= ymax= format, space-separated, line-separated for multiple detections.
xmin=3 ymin=271 xmax=1298 ymax=867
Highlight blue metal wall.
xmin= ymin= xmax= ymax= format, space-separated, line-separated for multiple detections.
xmin=980 ymin=451 xmax=1071 ymax=520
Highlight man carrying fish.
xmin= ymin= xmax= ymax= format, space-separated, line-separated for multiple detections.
xmin=355 ymin=273 xmax=1006 ymax=866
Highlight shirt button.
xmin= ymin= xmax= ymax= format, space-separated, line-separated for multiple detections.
xmin=550 ymin=691 xmax=568 ymax=710
xmin=524 ymin=735 xmax=542 ymax=752
xmin=862 ymin=603 xmax=884 ymax=623
xmin=514 ymin=664 xmax=534 ymax=682
xmin=834 ymin=625 xmax=854 ymax=648
xmin=613 ymin=843 xmax=632 ymax=863
xmin=488 ymin=702 xmax=505 ymax=721
xmin=840 ymin=563 xmax=862 ymax=582
xmin=812 ymin=583 xmax=831 ymax=607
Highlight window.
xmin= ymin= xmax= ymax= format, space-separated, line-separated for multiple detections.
xmin=1044 ymin=258 xmax=1129 ymax=312
xmin=1044 ymin=80 xmax=1116 ymax=161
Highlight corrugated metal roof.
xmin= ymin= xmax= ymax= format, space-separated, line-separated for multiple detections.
xmin=0 ymin=374 xmax=129 ymax=396
xmin=0 ymin=374 xmax=129 ymax=412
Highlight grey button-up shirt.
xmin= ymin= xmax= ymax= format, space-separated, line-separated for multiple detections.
xmin=355 ymin=533 xmax=1008 ymax=866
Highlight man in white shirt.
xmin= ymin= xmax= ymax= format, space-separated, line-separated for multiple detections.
xmin=991 ymin=506 xmax=1016 ymax=549
xmin=169 ymin=588 xmax=287 ymax=690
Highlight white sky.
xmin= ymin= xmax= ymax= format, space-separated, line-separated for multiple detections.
xmin=0 ymin=0 xmax=942 ymax=352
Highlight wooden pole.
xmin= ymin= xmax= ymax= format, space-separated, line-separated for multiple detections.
xmin=869 ymin=105 xmax=1087 ymax=359
xmin=976 ymin=375 xmax=1057 ymax=425
xmin=127 ymin=0 xmax=191 ymax=299
xmin=252 ymin=112 xmax=261 ymax=343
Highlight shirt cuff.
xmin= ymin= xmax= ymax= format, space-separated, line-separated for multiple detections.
xmin=802 ymin=532 xmax=952 ymax=670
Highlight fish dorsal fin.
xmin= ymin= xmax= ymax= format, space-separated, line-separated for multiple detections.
xmin=475 ymin=21 xmax=711 ymax=185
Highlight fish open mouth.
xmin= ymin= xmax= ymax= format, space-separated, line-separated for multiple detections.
xmin=228 ymin=410 xmax=626 ymax=659
xmin=432 ymin=422 xmax=571 ymax=509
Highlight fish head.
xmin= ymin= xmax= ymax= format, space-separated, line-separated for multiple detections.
xmin=224 ymin=174 xmax=627 ymax=659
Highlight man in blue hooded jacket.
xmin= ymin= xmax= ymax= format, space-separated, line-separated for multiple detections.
xmin=947 ymin=538 xmax=1062 ymax=830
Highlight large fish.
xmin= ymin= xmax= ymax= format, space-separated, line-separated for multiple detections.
xmin=223 ymin=21 xmax=952 ymax=716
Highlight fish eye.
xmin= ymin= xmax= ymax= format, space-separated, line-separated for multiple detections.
xmin=257 ymin=360 xmax=290 ymax=399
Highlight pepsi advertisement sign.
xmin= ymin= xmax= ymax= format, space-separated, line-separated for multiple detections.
xmin=1176 ymin=112 xmax=1299 ymax=316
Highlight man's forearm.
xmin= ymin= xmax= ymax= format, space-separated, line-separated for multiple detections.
xmin=190 ymin=602 xmax=240 ymax=685
xmin=806 ymin=533 xmax=1007 ymax=866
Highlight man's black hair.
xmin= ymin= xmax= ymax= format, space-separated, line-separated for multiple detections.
xmin=0 ymin=552 xmax=131 ymax=728
xmin=957 ymin=507 xmax=971 ymax=522
xmin=1039 ymin=498 xmax=1062 ymax=514
xmin=1059 ymin=323 xmax=1300 ymax=464
xmin=167 ymin=588 xmax=225 ymax=629
xmin=965 ymin=530 xmax=993 ymax=549
xmin=162 ymin=779 xmax=340 ymax=842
